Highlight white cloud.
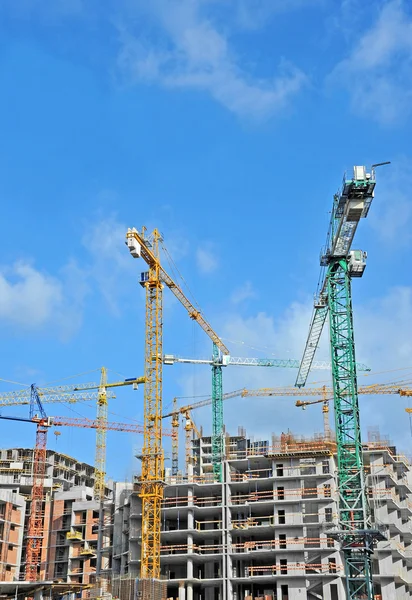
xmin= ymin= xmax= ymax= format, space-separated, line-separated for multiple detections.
xmin=0 ymin=215 xmax=133 ymax=337
xmin=0 ymin=261 xmax=87 ymax=340
xmin=82 ymin=214 xmax=138 ymax=316
xmin=117 ymin=0 xmax=307 ymax=119
xmin=0 ymin=263 xmax=63 ymax=329
xmin=196 ymin=245 xmax=219 ymax=274
xmin=331 ymin=0 xmax=412 ymax=123
xmin=230 ymin=281 xmax=256 ymax=304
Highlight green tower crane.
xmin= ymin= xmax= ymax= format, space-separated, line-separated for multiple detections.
xmin=165 ymin=352 xmax=369 ymax=482
xmin=296 ymin=163 xmax=389 ymax=600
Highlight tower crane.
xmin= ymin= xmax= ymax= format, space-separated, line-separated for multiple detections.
xmin=295 ymin=164 xmax=389 ymax=600
xmin=164 ymin=354 xmax=369 ymax=371
xmin=183 ymin=411 xmax=202 ymax=474
xmin=165 ymin=353 xmax=370 ymax=479
xmin=0 ymin=399 xmax=172 ymax=581
xmin=73 ymin=369 xmax=145 ymax=501
xmin=126 ymin=226 xmax=228 ymax=581
xmin=0 ymin=371 xmax=145 ymax=501
xmin=164 ymin=390 xmax=242 ymax=476
xmin=165 ymin=383 xmax=411 ymax=474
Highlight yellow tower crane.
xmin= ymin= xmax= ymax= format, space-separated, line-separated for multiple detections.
xmin=164 ymin=383 xmax=412 ymax=473
xmin=126 ymin=227 xmax=228 ymax=581
xmin=170 ymin=398 xmax=203 ymax=476
xmin=73 ymin=369 xmax=145 ymax=501
xmin=183 ymin=410 xmax=202 ymax=473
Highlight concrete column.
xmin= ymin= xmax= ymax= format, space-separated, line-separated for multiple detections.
xmin=178 ymin=580 xmax=186 ymax=600
xmin=381 ymin=580 xmax=396 ymax=600
xmin=188 ymin=509 xmax=194 ymax=530
xmin=187 ymin=582 xmax=193 ymax=600
xmin=188 ymin=533 xmax=194 ymax=555
xmin=286 ymin=582 xmax=309 ymax=599
xmin=187 ymin=556 xmax=193 ymax=579
xmin=188 ymin=486 xmax=194 ymax=505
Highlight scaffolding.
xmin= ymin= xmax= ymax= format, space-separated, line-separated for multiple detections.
xmin=111 ymin=575 xmax=167 ymax=600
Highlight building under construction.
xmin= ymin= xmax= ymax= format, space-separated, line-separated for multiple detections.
xmin=108 ymin=428 xmax=412 ymax=600
xmin=0 ymin=447 xmax=112 ymax=587
xmin=0 ymin=426 xmax=411 ymax=600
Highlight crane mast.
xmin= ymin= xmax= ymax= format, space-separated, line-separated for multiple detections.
xmin=141 ymin=228 xmax=164 ymax=580
xmin=296 ymin=165 xmax=388 ymax=600
xmin=94 ymin=367 xmax=108 ymax=502
xmin=211 ymin=343 xmax=224 ymax=481
xmin=25 ymin=386 xmax=50 ymax=581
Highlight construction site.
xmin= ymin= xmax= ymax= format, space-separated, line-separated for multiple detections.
xmin=1 ymin=164 xmax=411 ymax=600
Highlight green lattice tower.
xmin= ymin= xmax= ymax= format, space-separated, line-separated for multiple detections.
xmin=327 ymin=258 xmax=374 ymax=600
xmin=211 ymin=343 xmax=224 ymax=482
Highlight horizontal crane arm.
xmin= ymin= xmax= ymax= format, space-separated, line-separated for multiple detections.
xmin=162 ymin=380 xmax=405 ymax=419
xmin=0 ymin=415 xmax=173 ymax=436
xmin=0 ymin=390 xmax=116 ymax=407
xmin=162 ymin=389 xmax=246 ymax=418
xmin=53 ymin=416 xmax=173 ymax=436
xmin=296 ymin=385 xmax=412 ymax=407
xmin=0 ymin=382 xmax=100 ymax=399
xmin=164 ymin=354 xmax=369 ymax=372
xmin=73 ymin=376 xmax=145 ymax=391
xmin=228 ymin=356 xmax=369 ymax=371
xmin=246 ymin=384 xmax=412 ymax=400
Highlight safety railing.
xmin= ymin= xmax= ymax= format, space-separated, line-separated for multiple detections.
xmin=365 ymin=443 xmax=411 ymax=468
xmin=231 ymin=537 xmax=336 ymax=552
xmin=230 ymin=486 xmax=333 ymax=504
xmin=162 ymin=495 xmax=222 ymax=508
xmin=228 ymin=440 xmax=335 ymax=461
xmin=231 ymin=511 xmax=337 ymax=529
xmin=160 ymin=543 xmax=223 ymax=555
xmin=230 ymin=465 xmax=330 ymax=481
xmin=370 ymin=487 xmax=412 ymax=510
xmin=236 ymin=562 xmax=343 ymax=577
xmin=163 ymin=474 xmax=219 ymax=485
xmin=195 ymin=519 xmax=222 ymax=531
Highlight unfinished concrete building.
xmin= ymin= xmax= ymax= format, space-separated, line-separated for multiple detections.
xmin=111 ymin=430 xmax=412 ymax=600
xmin=1 ymin=431 xmax=412 ymax=600
xmin=0 ymin=448 xmax=112 ymax=590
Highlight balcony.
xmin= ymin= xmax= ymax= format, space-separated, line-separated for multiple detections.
xmin=80 ymin=547 xmax=97 ymax=557
xmin=195 ymin=519 xmax=222 ymax=531
xmin=66 ymin=531 xmax=83 ymax=541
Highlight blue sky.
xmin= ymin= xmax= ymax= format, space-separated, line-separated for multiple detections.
xmin=0 ymin=0 xmax=412 ymax=481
